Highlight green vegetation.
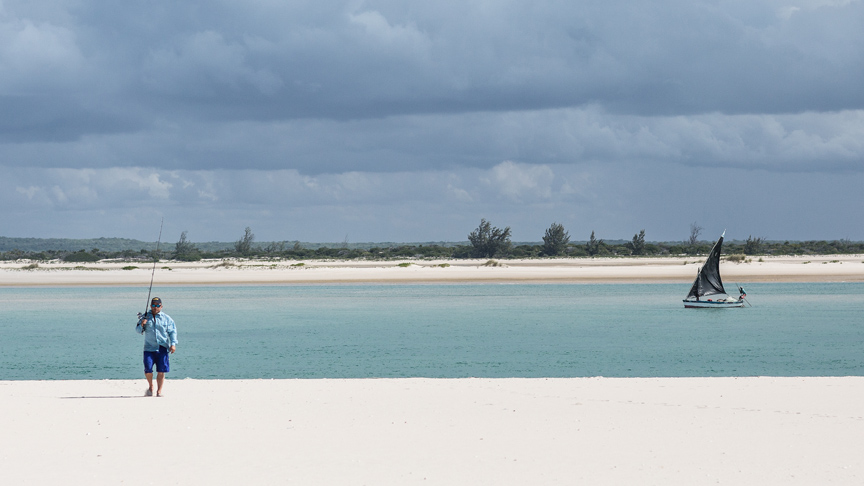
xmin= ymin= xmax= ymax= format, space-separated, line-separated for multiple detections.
xmin=3 ymin=225 xmax=864 ymax=262
xmin=173 ymin=231 xmax=201 ymax=261
xmin=0 ymin=236 xmax=156 ymax=253
xmin=628 ymin=229 xmax=646 ymax=255
xmin=586 ymin=231 xmax=603 ymax=256
xmin=743 ymin=235 xmax=765 ymax=255
xmin=235 ymin=227 xmax=255 ymax=256
xmin=62 ymin=250 xmax=101 ymax=262
xmin=689 ymin=222 xmax=703 ymax=247
xmin=468 ymin=219 xmax=512 ymax=258
xmin=542 ymin=222 xmax=570 ymax=256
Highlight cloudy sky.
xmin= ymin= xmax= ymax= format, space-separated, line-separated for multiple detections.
xmin=2 ymin=0 xmax=863 ymax=244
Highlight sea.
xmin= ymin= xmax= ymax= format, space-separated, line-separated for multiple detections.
xmin=1 ymin=282 xmax=862 ymax=380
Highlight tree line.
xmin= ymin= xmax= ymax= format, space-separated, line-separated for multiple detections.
xmin=2 ymin=220 xmax=863 ymax=262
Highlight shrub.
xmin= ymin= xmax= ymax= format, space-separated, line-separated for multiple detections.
xmin=63 ymin=251 xmax=100 ymax=262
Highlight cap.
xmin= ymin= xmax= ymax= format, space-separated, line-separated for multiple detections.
xmin=151 ymin=297 xmax=162 ymax=306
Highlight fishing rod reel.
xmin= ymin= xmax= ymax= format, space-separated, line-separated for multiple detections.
xmin=137 ymin=217 xmax=163 ymax=331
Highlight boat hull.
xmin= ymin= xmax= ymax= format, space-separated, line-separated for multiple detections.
xmin=683 ymin=299 xmax=745 ymax=309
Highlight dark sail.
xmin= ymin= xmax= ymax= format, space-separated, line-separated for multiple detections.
xmin=686 ymin=234 xmax=727 ymax=300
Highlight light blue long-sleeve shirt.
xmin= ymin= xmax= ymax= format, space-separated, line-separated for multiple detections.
xmin=136 ymin=311 xmax=178 ymax=352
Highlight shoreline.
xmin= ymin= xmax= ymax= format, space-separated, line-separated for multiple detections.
xmin=2 ymin=254 xmax=863 ymax=286
xmin=2 ymin=377 xmax=862 ymax=485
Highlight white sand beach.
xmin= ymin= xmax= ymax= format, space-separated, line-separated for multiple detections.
xmin=2 ymin=377 xmax=862 ymax=485
xmin=1 ymin=254 xmax=863 ymax=286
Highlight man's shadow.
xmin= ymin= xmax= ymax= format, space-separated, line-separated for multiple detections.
xmin=60 ymin=395 xmax=146 ymax=399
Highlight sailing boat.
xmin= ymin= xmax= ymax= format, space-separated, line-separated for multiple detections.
xmin=683 ymin=231 xmax=747 ymax=308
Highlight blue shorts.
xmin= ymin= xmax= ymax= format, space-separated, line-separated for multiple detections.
xmin=143 ymin=346 xmax=170 ymax=374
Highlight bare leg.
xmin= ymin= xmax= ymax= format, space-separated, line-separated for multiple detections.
xmin=145 ymin=373 xmax=154 ymax=396
xmin=156 ymin=372 xmax=165 ymax=396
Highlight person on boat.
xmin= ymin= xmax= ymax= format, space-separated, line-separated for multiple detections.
xmin=136 ymin=297 xmax=178 ymax=397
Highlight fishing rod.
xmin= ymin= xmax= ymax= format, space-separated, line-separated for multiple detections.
xmin=139 ymin=218 xmax=164 ymax=326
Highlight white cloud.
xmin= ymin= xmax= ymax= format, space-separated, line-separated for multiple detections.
xmin=348 ymin=8 xmax=429 ymax=49
xmin=15 ymin=185 xmax=39 ymax=199
xmin=780 ymin=0 xmax=858 ymax=17
xmin=446 ymin=182 xmax=473 ymax=203
xmin=6 ymin=168 xmax=173 ymax=210
xmin=2 ymin=160 xmax=863 ymax=241
xmin=484 ymin=161 xmax=555 ymax=202
xmin=0 ymin=13 xmax=84 ymax=91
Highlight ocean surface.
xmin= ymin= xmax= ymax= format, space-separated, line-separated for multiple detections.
xmin=1 ymin=282 xmax=862 ymax=380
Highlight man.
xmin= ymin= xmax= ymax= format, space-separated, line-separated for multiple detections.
xmin=136 ymin=297 xmax=178 ymax=397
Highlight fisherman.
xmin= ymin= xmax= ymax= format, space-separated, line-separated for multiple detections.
xmin=136 ymin=297 xmax=178 ymax=397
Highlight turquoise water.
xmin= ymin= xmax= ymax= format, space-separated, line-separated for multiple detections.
xmin=1 ymin=283 xmax=862 ymax=380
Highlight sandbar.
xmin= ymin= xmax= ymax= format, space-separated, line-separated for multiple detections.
xmin=2 ymin=255 xmax=863 ymax=286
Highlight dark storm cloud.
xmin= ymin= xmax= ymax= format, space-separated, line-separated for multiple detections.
xmin=129 ymin=1 xmax=864 ymax=118
xmin=3 ymin=1 xmax=864 ymax=141
xmin=6 ymin=108 xmax=860 ymax=173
